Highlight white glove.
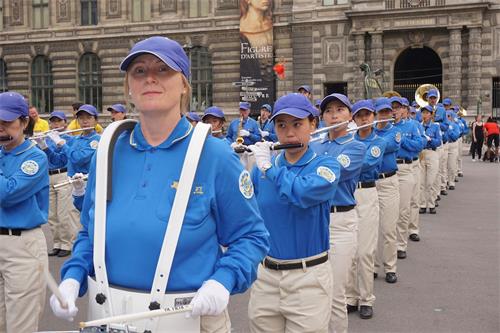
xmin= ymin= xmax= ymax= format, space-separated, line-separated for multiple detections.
xmin=35 ymin=137 xmax=48 ymax=150
xmin=248 ymin=141 xmax=273 ymax=172
xmin=260 ymin=130 xmax=270 ymax=138
xmin=188 ymin=280 xmax=230 ymax=318
xmin=239 ymin=129 xmax=250 ymax=137
xmin=47 ymin=131 xmax=65 ymax=146
xmin=424 ymin=135 xmax=431 ymax=142
xmin=49 ymin=278 xmax=80 ymax=322
xmin=230 ymin=142 xmax=240 ymax=149
xmin=71 ymin=173 xmax=86 ymax=197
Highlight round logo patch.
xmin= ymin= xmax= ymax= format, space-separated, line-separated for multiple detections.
xmin=395 ymin=132 xmax=402 ymax=143
xmin=337 ymin=154 xmax=351 ymax=168
xmin=371 ymin=146 xmax=381 ymax=158
xmin=239 ymin=170 xmax=254 ymax=199
xmin=317 ymin=166 xmax=337 ymax=183
xmin=21 ymin=160 xmax=39 ymax=176
xmin=90 ymin=140 xmax=99 ymax=149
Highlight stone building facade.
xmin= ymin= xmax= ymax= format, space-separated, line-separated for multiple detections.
xmin=0 ymin=0 xmax=498 ymax=120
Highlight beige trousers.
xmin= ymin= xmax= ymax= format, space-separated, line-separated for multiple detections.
xmin=248 ymin=260 xmax=332 ymax=333
xmin=375 ymin=174 xmax=399 ymax=274
xmin=408 ymin=160 xmax=421 ymax=236
xmin=48 ymin=172 xmax=81 ymax=250
xmin=0 ymin=228 xmax=48 ymax=333
xmin=447 ymin=140 xmax=459 ymax=187
xmin=420 ymin=149 xmax=439 ymax=209
xmin=396 ymin=163 xmax=416 ymax=252
xmin=437 ymin=143 xmax=449 ymax=191
xmin=431 ymin=146 xmax=444 ymax=202
xmin=201 ymin=309 xmax=231 ymax=333
xmin=457 ymin=137 xmax=463 ymax=173
xmin=329 ymin=209 xmax=358 ymax=333
xmin=346 ymin=187 xmax=379 ymax=307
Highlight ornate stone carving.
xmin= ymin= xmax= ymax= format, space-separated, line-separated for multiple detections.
xmin=107 ymin=0 xmax=121 ymax=18
xmin=408 ymin=31 xmax=424 ymax=46
xmin=323 ymin=37 xmax=345 ymax=65
xmin=160 ymin=0 xmax=177 ymax=12
xmin=10 ymin=0 xmax=23 ymax=26
xmin=56 ymin=0 xmax=70 ymax=22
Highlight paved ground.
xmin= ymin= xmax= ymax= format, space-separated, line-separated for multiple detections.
xmin=38 ymin=154 xmax=499 ymax=332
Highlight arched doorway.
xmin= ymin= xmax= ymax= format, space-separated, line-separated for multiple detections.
xmin=393 ymin=47 xmax=442 ymax=103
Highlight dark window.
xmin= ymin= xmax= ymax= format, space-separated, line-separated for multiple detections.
xmin=493 ymin=77 xmax=500 ymax=118
xmin=32 ymin=0 xmax=49 ymax=29
xmin=0 ymin=59 xmax=7 ymax=92
xmin=132 ymin=0 xmax=151 ymax=22
xmin=190 ymin=46 xmax=212 ymax=111
xmin=324 ymin=82 xmax=348 ymax=96
xmin=78 ymin=53 xmax=102 ymax=111
xmin=323 ymin=0 xmax=349 ymax=5
xmin=189 ymin=0 xmax=209 ymax=18
xmin=31 ymin=55 xmax=53 ymax=114
xmin=81 ymin=0 xmax=98 ymax=25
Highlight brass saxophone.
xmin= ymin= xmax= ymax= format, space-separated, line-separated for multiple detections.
xmin=236 ymin=116 xmax=244 ymax=144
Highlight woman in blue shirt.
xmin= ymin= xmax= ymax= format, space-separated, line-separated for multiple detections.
xmin=50 ymin=36 xmax=269 ymax=332
xmin=248 ymin=93 xmax=340 ymax=333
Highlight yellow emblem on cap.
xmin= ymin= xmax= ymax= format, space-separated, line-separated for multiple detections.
xmin=337 ymin=154 xmax=351 ymax=168
xmin=239 ymin=170 xmax=254 ymax=199
xmin=317 ymin=166 xmax=336 ymax=183
xmin=90 ymin=140 xmax=99 ymax=149
xmin=371 ymin=146 xmax=381 ymax=158
xmin=21 ymin=160 xmax=39 ymax=176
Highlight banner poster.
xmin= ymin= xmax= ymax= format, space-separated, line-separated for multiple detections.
xmin=239 ymin=0 xmax=274 ymax=115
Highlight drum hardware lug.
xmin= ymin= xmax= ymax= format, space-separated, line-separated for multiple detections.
xmin=148 ymin=301 xmax=161 ymax=310
xmin=95 ymin=293 xmax=107 ymax=305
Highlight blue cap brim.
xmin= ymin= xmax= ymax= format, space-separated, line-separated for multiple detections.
xmin=320 ymin=95 xmax=351 ymax=113
xmin=375 ymin=104 xmax=392 ymax=112
xmin=271 ymin=108 xmax=310 ymax=121
xmin=76 ymin=110 xmax=96 ymax=117
xmin=119 ymin=51 xmax=183 ymax=75
xmin=0 ymin=109 xmax=22 ymax=121
xmin=49 ymin=115 xmax=66 ymax=120
xmin=202 ymin=112 xmax=224 ymax=120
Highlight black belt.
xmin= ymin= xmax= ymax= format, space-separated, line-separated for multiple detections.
xmin=263 ymin=253 xmax=328 ymax=271
xmin=357 ymin=181 xmax=376 ymax=189
xmin=396 ymin=159 xmax=413 ymax=164
xmin=413 ymin=157 xmax=418 ymax=161
xmin=379 ymin=171 xmax=396 ymax=179
xmin=0 ymin=228 xmax=22 ymax=236
xmin=330 ymin=205 xmax=356 ymax=213
xmin=425 ymin=148 xmax=436 ymax=151
xmin=49 ymin=167 xmax=67 ymax=175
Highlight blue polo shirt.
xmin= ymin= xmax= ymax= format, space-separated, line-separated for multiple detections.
xmin=374 ymin=122 xmax=401 ymax=173
xmin=393 ymin=119 xmax=424 ymax=160
xmin=354 ymin=131 xmax=387 ymax=182
xmin=226 ymin=117 xmax=261 ymax=145
xmin=61 ymin=131 xmax=100 ymax=176
xmin=260 ymin=119 xmax=277 ymax=142
xmin=422 ymin=120 xmax=442 ymax=150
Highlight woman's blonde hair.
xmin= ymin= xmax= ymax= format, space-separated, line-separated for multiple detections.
xmin=123 ymin=71 xmax=192 ymax=114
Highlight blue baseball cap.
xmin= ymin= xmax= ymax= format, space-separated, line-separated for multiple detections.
xmin=202 ymin=106 xmax=225 ymax=120
xmin=320 ymin=93 xmax=352 ymax=113
xmin=442 ymin=98 xmax=452 ymax=106
xmin=77 ymin=104 xmax=98 ymax=117
xmin=298 ymin=85 xmax=312 ymax=93
xmin=186 ymin=111 xmax=201 ymax=122
xmin=107 ymin=104 xmax=127 ymax=113
xmin=409 ymin=106 xmax=417 ymax=114
xmin=239 ymin=101 xmax=251 ymax=111
xmin=260 ymin=104 xmax=272 ymax=113
xmin=389 ymin=96 xmax=403 ymax=106
xmin=411 ymin=101 xmax=418 ymax=107
xmin=427 ymin=89 xmax=438 ymax=98
xmin=271 ymin=93 xmax=317 ymax=121
xmin=119 ymin=36 xmax=190 ymax=79
xmin=0 ymin=92 xmax=28 ymax=121
xmin=352 ymin=100 xmax=375 ymax=117
xmin=49 ymin=111 xmax=67 ymax=121
xmin=315 ymin=99 xmax=322 ymax=107
xmin=401 ymin=97 xmax=410 ymax=107
xmin=374 ymin=97 xmax=392 ymax=113
xmin=422 ymin=105 xmax=434 ymax=113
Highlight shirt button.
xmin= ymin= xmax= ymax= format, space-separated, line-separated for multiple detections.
xmin=146 ymin=164 xmax=152 ymax=171
xmin=142 ymin=182 xmax=147 ymax=188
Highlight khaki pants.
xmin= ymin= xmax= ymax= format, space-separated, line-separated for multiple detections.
xmin=48 ymin=172 xmax=81 ymax=251
xmin=375 ymin=174 xmax=399 ymax=274
xmin=329 ymin=209 xmax=358 ymax=333
xmin=0 ymin=228 xmax=48 ymax=333
xmin=408 ymin=160 xmax=421 ymax=236
xmin=431 ymin=146 xmax=444 ymax=202
xmin=420 ymin=149 xmax=439 ymax=209
xmin=248 ymin=260 xmax=332 ymax=333
xmin=457 ymin=137 xmax=463 ymax=174
xmin=447 ymin=141 xmax=459 ymax=187
xmin=437 ymin=143 xmax=449 ymax=191
xmin=396 ymin=163 xmax=416 ymax=252
xmin=201 ymin=310 xmax=231 ymax=333
xmin=346 ymin=187 xmax=379 ymax=307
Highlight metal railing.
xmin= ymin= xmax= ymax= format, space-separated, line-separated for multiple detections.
xmin=386 ymin=0 xmax=445 ymax=9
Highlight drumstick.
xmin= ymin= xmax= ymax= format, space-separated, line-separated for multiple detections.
xmin=43 ymin=264 xmax=68 ymax=309
xmin=80 ymin=305 xmax=193 ymax=328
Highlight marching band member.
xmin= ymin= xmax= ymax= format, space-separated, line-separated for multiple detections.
xmin=35 ymin=111 xmax=79 ymax=257
xmin=202 ymin=106 xmax=230 ymax=143
xmin=445 ymin=109 xmax=461 ymax=190
xmin=107 ymin=103 xmax=127 ymax=122
xmin=419 ymin=105 xmax=442 ymax=214
xmin=186 ymin=111 xmax=201 ymax=126
xmin=298 ymin=85 xmax=312 ymax=100
xmin=391 ymin=96 xmax=423 ymax=260
xmin=248 ymin=93 xmax=340 ymax=333
xmin=258 ymin=104 xmax=277 ymax=142
xmin=67 ymin=102 xmax=104 ymax=135
xmin=373 ymin=97 xmax=401 ymax=284
xmin=0 ymin=92 xmax=49 ymax=333
xmin=227 ymin=102 xmax=261 ymax=145
xmin=455 ymin=106 xmax=468 ymax=177
xmin=345 ymin=100 xmax=386 ymax=320
xmin=311 ymin=93 xmax=365 ymax=333
xmin=50 ymin=36 xmax=269 ymax=332
xmin=431 ymin=95 xmax=450 ymax=199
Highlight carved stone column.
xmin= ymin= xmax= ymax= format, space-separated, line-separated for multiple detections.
xmin=447 ymin=28 xmax=462 ymax=104
xmin=370 ymin=32 xmax=383 ymax=74
xmin=351 ymin=33 xmax=365 ymax=100
xmin=467 ymin=26 xmax=482 ymax=112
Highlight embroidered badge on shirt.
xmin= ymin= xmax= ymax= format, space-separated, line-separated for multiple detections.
xmin=317 ymin=166 xmax=336 ymax=183
xmin=239 ymin=170 xmax=254 ymax=199
xmin=337 ymin=154 xmax=351 ymax=168
xmin=21 ymin=160 xmax=39 ymax=175
xmin=371 ymin=146 xmax=381 ymax=158
xmin=395 ymin=132 xmax=402 ymax=143
xmin=90 ymin=140 xmax=99 ymax=149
